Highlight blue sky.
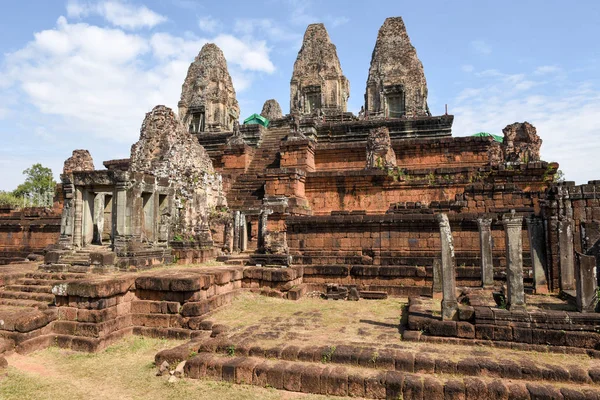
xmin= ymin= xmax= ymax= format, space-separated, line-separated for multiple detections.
xmin=1 ymin=0 xmax=599 ymax=190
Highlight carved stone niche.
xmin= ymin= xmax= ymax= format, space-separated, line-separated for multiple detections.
xmin=187 ymin=105 xmax=206 ymax=134
xmin=383 ymin=85 xmax=406 ymax=119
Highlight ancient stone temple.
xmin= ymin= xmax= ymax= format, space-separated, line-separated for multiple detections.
xmin=365 ymin=17 xmax=430 ymax=118
xmin=178 ymin=43 xmax=240 ymax=133
xmin=290 ymin=23 xmax=350 ymax=116
xmin=5 ymin=19 xmax=600 ymax=399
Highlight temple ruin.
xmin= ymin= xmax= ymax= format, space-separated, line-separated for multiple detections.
xmin=1 ymin=16 xmax=600 ymax=399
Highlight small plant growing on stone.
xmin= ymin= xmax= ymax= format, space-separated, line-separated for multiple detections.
xmin=321 ymin=346 xmax=336 ymax=363
xmin=427 ymin=172 xmax=436 ymax=185
xmin=189 ymin=350 xmax=197 ymax=358
xmin=370 ymin=351 xmax=379 ymax=365
xmin=226 ymin=345 xmax=236 ymax=357
xmin=173 ymin=234 xmax=183 ymax=242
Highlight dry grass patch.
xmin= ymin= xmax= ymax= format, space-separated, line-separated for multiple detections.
xmin=212 ymin=292 xmax=406 ymax=348
xmin=0 ymin=336 xmax=349 ymax=400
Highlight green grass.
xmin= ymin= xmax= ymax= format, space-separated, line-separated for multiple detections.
xmin=0 ymin=336 xmax=349 ymax=400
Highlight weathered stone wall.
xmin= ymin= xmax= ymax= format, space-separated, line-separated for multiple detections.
xmin=314 ymin=136 xmax=494 ymax=172
xmin=542 ymin=181 xmax=600 ymax=291
xmin=287 ymin=213 xmax=530 ymax=266
xmin=0 ymin=207 xmax=61 ymax=264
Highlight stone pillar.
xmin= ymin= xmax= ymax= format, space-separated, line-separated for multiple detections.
xmin=558 ymin=218 xmax=575 ymax=290
xmin=223 ymin=219 xmax=234 ymax=253
xmin=73 ymin=189 xmax=83 ymax=248
xmin=477 ymin=217 xmax=494 ymax=288
xmin=436 ymin=214 xmax=458 ymax=320
xmin=575 ymin=252 xmax=598 ymax=312
xmin=59 ymin=182 xmax=75 ymax=248
xmin=432 ymin=258 xmax=442 ymax=299
xmin=526 ymin=216 xmax=549 ymax=293
xmin=233 ymin=211 xmax=240 ymax=253
xmin=503 ymin=214 xmax=526 ymax=311
xmin=258 ymin=209 xmax=272 ymax=252
xmin=113 ymin=182 xmax=128 ymax=253
xmin=240 ymin=213 xmax=248 ymax=252
xmin=93 ymin=193 xmax=105 ymax=245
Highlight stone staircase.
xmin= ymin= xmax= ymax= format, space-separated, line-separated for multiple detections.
xmin=226 ymin=126 xmax=290 ymax=211
xmin=0 ymin=271 xmax=88 ymax=309
xmin=44 ymin=244 xmax=115 ymax=273
xmin=217 ymin=249 xmax=255 ymax=266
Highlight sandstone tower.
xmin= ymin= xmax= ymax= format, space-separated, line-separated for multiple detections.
xmin=365 ymin=17 xmax=430 ymax=118
xmin=179 ymin=43 xmax=240 ymax=133
xmin=290 ymin=23 xmax=350 ymax=116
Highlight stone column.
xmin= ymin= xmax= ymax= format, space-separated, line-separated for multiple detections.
xmin=113 ymin=182 xmax=128 ymax=253
xmin=503 ymin=214 xmax=526 ymax=311
xmin=477 ymin=217 xmax=494 ymax=288
xmin=240 ymin=213 xmax=248 ymax=252
xmin=575 ymin=252 xmax=598 ymax=312
xmin=526 ymin=216 xmax=549 ymax=293
xmin=73 ymin=189 xmax=83 ymax=248
xmin=93 ymin=193 xmax=105 ymax=245
xmin=558 ymin=218 xmax=575 ymax=290
xmin=258 ymin=209 xmax=272 ymax=252
xmin=436 ymin=214 xmax=458 ymax=320
xmin=59 ymin=182 xmax=75 ymax=248
xmin=223 ymin=219 xmax=234 ymax=253
xmin=432 ymin=258 xmax=442 ymax=299
xmin=233 ymin=211 xmax=240 ymax=253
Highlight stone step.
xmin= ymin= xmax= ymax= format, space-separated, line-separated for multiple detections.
xmin=25 ymin=272 xmax=88 ymax=280
xmin=176 ymin=351 xmax=600 ymax=399
xmin=4 ymin=284 xmax=53 ymax=294
xmin=0 ymin=298 xmax=49 ymax=310
xmin=18 ymin=278 xmax=67 ymax=286
xmin=0 ymin=290 xmax=55 ymax=303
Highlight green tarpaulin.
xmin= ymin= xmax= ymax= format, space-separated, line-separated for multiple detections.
xmin=243 ymin=113 xmax=269 ymax=127
xmin=471 ymin=132 xmax=503 ymax=142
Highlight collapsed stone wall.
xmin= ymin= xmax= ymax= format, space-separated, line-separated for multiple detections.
xmin=130 ymin=105 xmax=226 ymax=242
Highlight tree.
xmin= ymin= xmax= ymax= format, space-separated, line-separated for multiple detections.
xmin=12 ymin=163 xmax=56 ymax=207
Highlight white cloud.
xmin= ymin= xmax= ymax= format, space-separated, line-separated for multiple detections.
xmin=461 ymin=64 xmax=474 ymax=73
xmin=329 ymin=16 xmax=349 ymax=28
xmin=198 ymin=15 xmax=220 ymax=33
xmin=0 ymin=17 xmax=276 ymax=146
xmin=66 ymin=0 xmax=167 ymax=30
xmin=233 ymin=18 xmax=301 ymax=43
xmin=534 ymin=65 xmax=562 ymax=75
xmin=470 ymin=39 xmax=491 ymax=55
xmin=451 ymin=68 xmax=600 ymax=184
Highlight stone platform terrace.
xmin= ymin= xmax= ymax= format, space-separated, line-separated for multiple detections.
xmin=154 ymin=292 xmax=600 ymax=399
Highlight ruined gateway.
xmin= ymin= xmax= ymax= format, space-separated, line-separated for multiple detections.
xmin=2 ymin=16 xmax=600 ymax=399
